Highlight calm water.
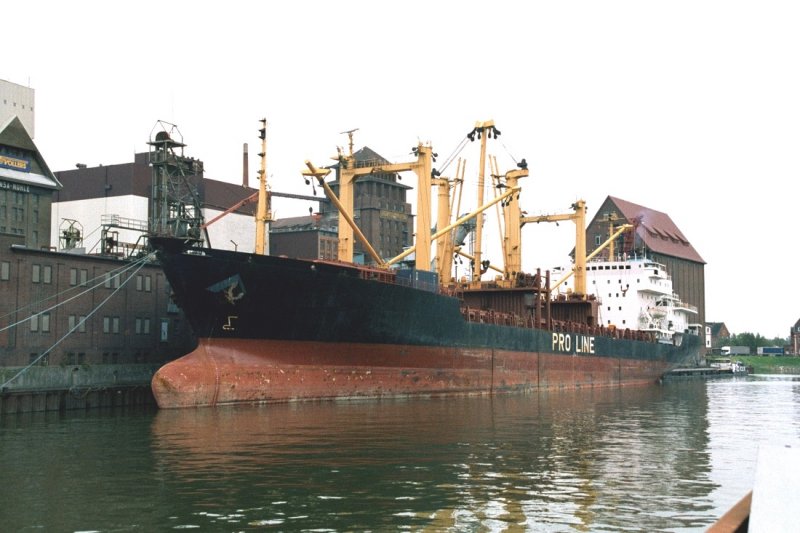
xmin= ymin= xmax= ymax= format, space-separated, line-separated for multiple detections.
xmin=1 ymin=376 xmax=799 ymax=532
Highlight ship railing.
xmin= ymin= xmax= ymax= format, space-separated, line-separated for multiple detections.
xmin=647 ymin=271 xmax=671 ymax=281
xmin=395 ymin=276 xmax=438 ymax=293
xmin=335 ymin=260 xmax=465 ymax=297
xmin=671 ymin=294 xmax=698 ymax=313
xmin=459 ymin=307 xmax=657 ymax=342
xmin=101 ymin=214 xmax=149 ymax=232
xmin=438 ymin=284 xmax=460 ymax=298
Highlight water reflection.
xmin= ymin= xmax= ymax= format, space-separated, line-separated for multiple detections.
xmin=149 ymin=384 xmax=714 ymax=531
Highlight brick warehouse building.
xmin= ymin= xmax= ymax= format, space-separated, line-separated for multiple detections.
xmin=0 ymin=112 xmax=196 ymax=411
xmin=0 ymin=233 xmax=195 ymax=368
xmin=584 ymin=195 xmax=706 ymax=331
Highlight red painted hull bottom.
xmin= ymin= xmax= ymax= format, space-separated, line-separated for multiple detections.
xmin=152 ymin=339 xmax=669 ymax=408
xmin=151 ymin=339 xmax=673 ymax=408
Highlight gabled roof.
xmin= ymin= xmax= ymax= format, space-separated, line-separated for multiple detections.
xmin=707 ymin=322 xmax=729 ymax=337
xmin=0 ymin=116 xmax=61 ymax=190
xmin=354 ymin=146 xmax=389 ymax=165
xmin=346 ymin=146 xmax=411 ymax=190
xmin=608 ymin=196 xmax=704 ymax=263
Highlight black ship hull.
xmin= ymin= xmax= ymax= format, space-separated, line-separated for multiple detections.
xmin=150 ymin=238 xmax=700 ymax=408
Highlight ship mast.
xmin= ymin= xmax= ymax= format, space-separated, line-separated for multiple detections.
xmin=386 ymin=187 xmax=519 ymax=268
xmin=306 ymin=125 xmax=523 ymax=278
xmin=333 ymin=130 xmax=434 ymax=271
xmin=549 ymin=223 xmax=633 ymax=293
xmin=470 ymin=120 xmax=494 ymax=282
xmin=254 ymin=118 xmax=271 ymax=255
xmin=603 ymin=212 xmax=622 ymax=260
xmin=521 ymin=200 xmax=588 ymax=295
xmin=501 ymin=165 xmax=528 ymax=282
xmin=303 ymin=160 xmax=385 ymax=266
xmin=432 ymin=159 xmax=465 ymax=282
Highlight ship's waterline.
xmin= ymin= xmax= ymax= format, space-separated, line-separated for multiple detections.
xmin=151 ymin=336 xmax=689 ymax=408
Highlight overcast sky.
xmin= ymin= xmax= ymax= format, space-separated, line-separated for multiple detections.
xmin=5 ymin=1 xmax=799 ymax=339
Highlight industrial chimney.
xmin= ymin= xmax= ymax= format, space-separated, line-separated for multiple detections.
xmin=242 ymin=143 xmax=249 ymax=188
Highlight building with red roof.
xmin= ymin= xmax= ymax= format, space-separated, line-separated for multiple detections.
xmin=585 ymin=195 xmax=706 ymax=330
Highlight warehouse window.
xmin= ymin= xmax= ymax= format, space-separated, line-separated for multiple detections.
xmin=68 ymin=315 xmax=86 ymax=333
xmin=30 ymin=353 xmax=47 ymax=366
xmin=30 ymin=312 xmax=50 ymax=333
xmin=105 ymin=272 xmax=120 ymax=289
xmin=103 ymin=316 xmax=120 ymax=334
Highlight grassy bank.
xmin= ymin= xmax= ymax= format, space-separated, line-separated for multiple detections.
xmin=734 ymin=355 xmax=800 ymax=374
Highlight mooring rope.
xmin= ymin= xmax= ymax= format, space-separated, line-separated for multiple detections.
xmin=0 ymin=253 xmax=156 ymax=389
xmin=0 ymin=256 xmax=152 ymax=329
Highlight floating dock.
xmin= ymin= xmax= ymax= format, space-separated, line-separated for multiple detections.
xmin=662 ymin=367 xmax=744 ymax=380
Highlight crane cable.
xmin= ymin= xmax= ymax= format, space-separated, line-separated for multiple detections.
xmin=437 ymin=135 xmax=470 ymax=175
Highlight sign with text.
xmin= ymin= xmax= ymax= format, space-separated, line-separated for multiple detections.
xmin=552 ymin=332 xmax=596 ymax=355
xmin=0 ymin=155 xmax=30 ymax=172
xmin=0 ymin=180 xmax=30 ymax=193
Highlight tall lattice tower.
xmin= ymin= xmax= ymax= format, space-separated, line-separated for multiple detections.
xmin=148 ymin=121 xmax=206 ymax=243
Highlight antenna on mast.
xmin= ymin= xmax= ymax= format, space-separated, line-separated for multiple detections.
xmin=340 ymin=128 xmax=359 ymax=157
xmin=255 ymin=118 xmax=271 ymax=255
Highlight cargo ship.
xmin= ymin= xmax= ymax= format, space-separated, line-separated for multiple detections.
xmin=149 ymin=121 xmax=700 ymax=408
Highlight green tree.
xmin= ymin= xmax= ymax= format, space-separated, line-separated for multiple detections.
xmin=728 ymin=332 xmax=789 ymax=352
xmin=728 ymin=332 xmax=760 ymax=352
xmin=770 ymin=336 xmax=790 ymax=347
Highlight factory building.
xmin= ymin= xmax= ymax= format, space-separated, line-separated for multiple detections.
xmin=53 ymin=151 xmax=257 ymax=255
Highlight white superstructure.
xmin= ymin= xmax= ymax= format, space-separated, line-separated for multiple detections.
xmin=557 ymin=256 xmax=698 ymax=344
